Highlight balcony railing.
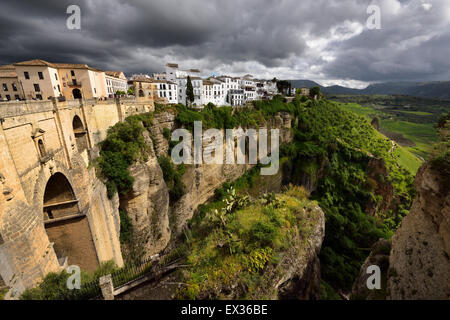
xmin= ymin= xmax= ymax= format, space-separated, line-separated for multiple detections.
xmin=68 ymin=81 xmax=82 ymax=87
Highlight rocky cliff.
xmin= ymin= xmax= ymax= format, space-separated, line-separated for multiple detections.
xmin=387 ymin=161 xmax=449 ymax=300
xmin=120 ymin=110 xmax=294 ymax=260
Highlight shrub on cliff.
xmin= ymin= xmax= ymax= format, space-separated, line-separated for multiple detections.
xmin=177 ymin=185 xmax=321 ymax=299
xmin=158 ymin=156 xmax=186 ymax=204
xmin=97 ymin=114 xmax=152 ymax=198
xmin=20 ymin=261 xmax=118 ymax=300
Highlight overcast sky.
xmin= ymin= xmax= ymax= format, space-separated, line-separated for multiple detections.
xmin=0 ymin=0 xmax=448 ymax=88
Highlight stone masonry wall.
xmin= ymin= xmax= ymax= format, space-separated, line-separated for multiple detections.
xmin=0 ymin=97 xmax=153 ymax=298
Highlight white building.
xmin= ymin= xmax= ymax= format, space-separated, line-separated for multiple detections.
xmin=229 ymin=89 xmax=245 ymax=106
xmin=154 ymin=80 xmax=178 ymax=104
xmin=105 ymin=71 xmax=128 ymax=96
xmin=152 ymin=73 xmax=167 ymax=80
xmin=154 ymin=62 xmax=279 ymax=107
xmin=202 ymin=78 xmax=226 ymax=106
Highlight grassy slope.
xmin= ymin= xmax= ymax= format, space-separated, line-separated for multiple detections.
xmin=336 ymin=102 xmax=424 ymax=173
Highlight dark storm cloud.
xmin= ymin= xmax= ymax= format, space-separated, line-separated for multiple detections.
xmin=0 ymin=0 xmax=448 ymax=85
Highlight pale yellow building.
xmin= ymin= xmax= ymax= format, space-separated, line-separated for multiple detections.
xmin=133 ymin=79 xmax=160 ymax=101
xmin=14 ymin=60 xmax=63 ymax=100
xmin=4 ymin=59 xmax=116 ymax=101
xmin=0 ymin=65 xmax=24 ymax=101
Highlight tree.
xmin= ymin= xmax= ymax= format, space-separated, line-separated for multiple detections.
xmin=309 ymin=86 xmax=321 ymax=99
xmin=127 ymin=87 xmax=135 ymax=96
xmin=276 ymin=80 xmax=291 ymax=95
xmin=186 ymin=76 xmax=195 ymax=106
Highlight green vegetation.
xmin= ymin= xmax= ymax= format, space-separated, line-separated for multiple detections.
xmin=393 ymin=145 xmax=422 ymax=174
xmin=0 ymin=287 xmax=8 ymax=300
xmin=186 ymin=76 xmax=194 ymax=106
xmin=277 ymin=99 xmax=415 ymax=290
xmin=178 ymin=185 xmax=320 ymax=299
xmin=170 ymin=96 xmax=415 ymax=294
xmin=158 ymin=156 xmax=186 ymax=204
xmin=309 ymin=86 xmax=321 ymax=98
xmin=319 ymin=280 xmax=341 ymax=300
xmin=97 ymin=113 xmax=153 ymax=198
xmin=430 ymin=113 xmax=450 ymax=181
xmin=331 ymin=94 xmax=450 ymax=161
xmin=20 ymin=261 xmax=118 ymax=300
xmin=174 ymin=97 xmax=298 ymax=132
xmin=94 ymin=95 xmax=418 ymax=296
xmin=119 ymin=209 xmax=133 ymax=244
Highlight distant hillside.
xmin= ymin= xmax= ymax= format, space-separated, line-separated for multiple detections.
xmin=288 ymin=80 xmax=450 ymax=99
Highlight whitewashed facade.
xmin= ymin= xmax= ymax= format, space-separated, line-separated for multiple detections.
xmin=154 ymin=62 xmax=280 ymax=107
xmin=154 ymin=80 xmax=178 ymax=104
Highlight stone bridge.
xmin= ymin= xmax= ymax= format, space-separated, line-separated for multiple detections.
xmin=0 ymin=97 xmax=154 ymax=297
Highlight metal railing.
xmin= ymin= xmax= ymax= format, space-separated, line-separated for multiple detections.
xmin=56 ymin=277 xmax=102 ymax=300
xmin=111 ymin=257 xmax=155 ymax=288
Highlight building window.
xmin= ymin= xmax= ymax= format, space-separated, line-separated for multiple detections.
xmin=57 ymin=85 xmax=61 ymax=92
xmin=71 ymin=70 xmax=75 ymax=76
xmin=38 ymin=139 xmax=46 ymax=157
xmin=72 ymin=79 xmax=77 ymax=85
xmin=2 ymin=83 xmax=7 ymax=91
xmin=33 ymin=84 xmax=40 ymax=92
xmin=12 ymin=83 xmax=17 ymax=91
xmin=6 ymin=95 xmax=11 ymax=100
xmin=24 ymin=72 xmax=30 ymax=79
xmin=36 ymin=94 xmax=43 ymax=100
xmin=55 ymin=73 xmax=58 ymax=81
xmin=14 ymin=94 xmax=19 ymax=100
xmin=38 ymin=72 xmax=44 ymax=80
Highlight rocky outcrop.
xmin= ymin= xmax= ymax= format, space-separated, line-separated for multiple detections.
xmin=387 ymin=162 xmax=450 ymax=300
xmin=275 ymin=204 xmax=325 ymax=300
xmin=120 ymin=131 xmax=171 ymax=260
xmin=351 ymin=239 xmax=391 ymax=300
xmin=169 ymin=112 xmax=294 ymax=236
xmin=365 ymin=158 xmax=394 ymax=216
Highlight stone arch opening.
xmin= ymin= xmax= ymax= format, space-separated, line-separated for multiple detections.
xmin=72 ymin=115 xmax=88 ymax=152
xmin=139 ymin=89 xmax=144 ymax=97
xmin=72 ymin=88 xmax=82 ymax=99
xmin=43 ymin=173 xmax=99 ymax=270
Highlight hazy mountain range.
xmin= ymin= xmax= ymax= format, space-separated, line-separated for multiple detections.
xmin=288 ymin=80 xmax=450 ymax=100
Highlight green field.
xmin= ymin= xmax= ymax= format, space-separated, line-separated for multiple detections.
xmin=397 ymin=110 xmax=433 ymax=116
xmin=380 ymin=120 xmax=438 ymax=159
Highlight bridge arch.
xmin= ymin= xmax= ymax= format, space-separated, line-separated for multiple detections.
xmin=43 ymin=172 xmax=99 ymax=270
xmin=72 ymin=115 xmax=88 ymax=153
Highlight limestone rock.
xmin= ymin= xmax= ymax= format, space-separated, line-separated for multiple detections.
xmin=351 ymin=239 xmax=391 ymax=300
xmin=387 ymin=162 xmax=450 ymax=300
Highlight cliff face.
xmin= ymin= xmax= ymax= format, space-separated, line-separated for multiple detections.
xmin=351 ymin=239 xmax=391 ymax=300
xmin=387 ymin=162 xmax=450 ymax=300
xmin=120 ymin=131 xmax=171 ymax=259
xmin=120 ymin=111 xmax=294 ymax=259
